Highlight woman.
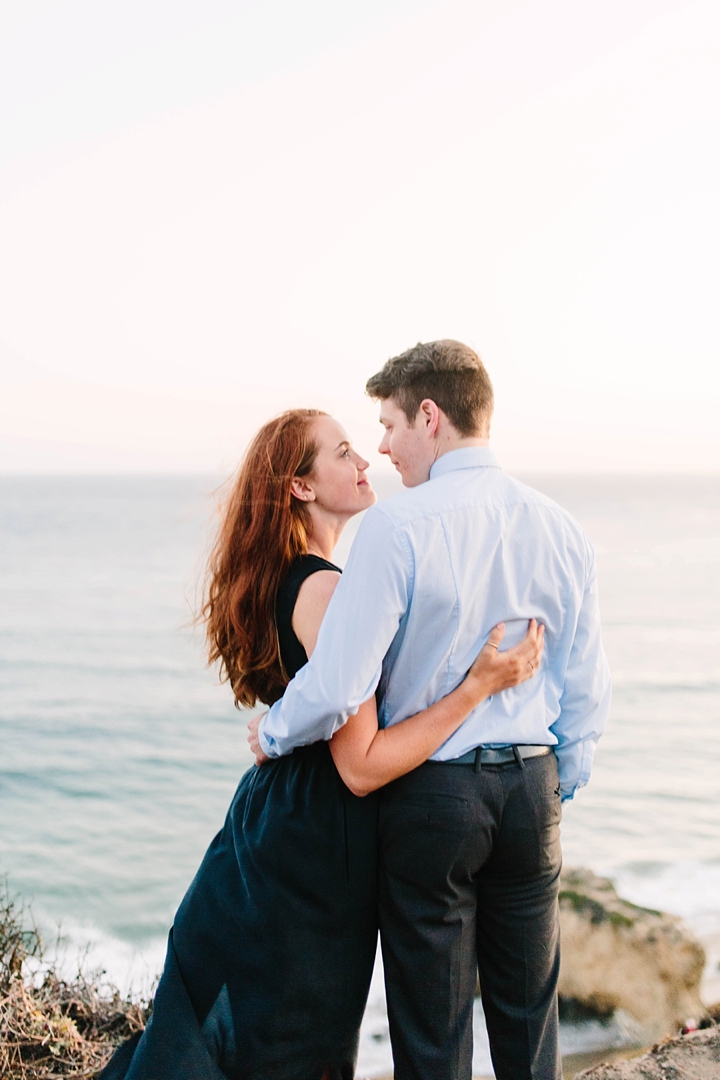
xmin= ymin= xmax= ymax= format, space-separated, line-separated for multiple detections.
xmin=102 ymin=409 xmax=543 ymax=1080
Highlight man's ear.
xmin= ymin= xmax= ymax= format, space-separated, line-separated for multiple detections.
xmin=290 ymin=477 xmax=316 ymax=502
xmin=417 ymin=399 xmax=441 ymax=438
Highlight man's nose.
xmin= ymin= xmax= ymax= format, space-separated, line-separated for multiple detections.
xmin=378 ymin=436 xmax=390 ymax=455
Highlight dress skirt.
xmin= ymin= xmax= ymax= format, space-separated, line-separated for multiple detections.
xmin=101 ymin=742 xmax=378 ymax=1080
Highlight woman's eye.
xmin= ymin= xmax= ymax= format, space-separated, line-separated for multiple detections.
xmin=342 ymin=449 xmax=350 ymax=458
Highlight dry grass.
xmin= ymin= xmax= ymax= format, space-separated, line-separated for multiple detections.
xmin=0 ymin=886 xmax=150 ymax=1079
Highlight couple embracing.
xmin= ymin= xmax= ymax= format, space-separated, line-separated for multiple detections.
xmin=103 ymin=340 xmax=611 ymax=1080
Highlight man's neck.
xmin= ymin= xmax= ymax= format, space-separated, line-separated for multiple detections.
xmin=432 ymin=434 xmax=489 ymax=466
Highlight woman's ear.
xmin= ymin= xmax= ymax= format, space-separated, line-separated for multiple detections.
xmin=290 ymin=477 xmax=316 ymax=502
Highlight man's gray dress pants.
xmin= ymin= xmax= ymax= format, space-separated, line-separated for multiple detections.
xmin=378 ymin=752 xmax=563 ymax=1080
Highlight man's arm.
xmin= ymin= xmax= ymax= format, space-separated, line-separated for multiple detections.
xmin=257 ymin=506 xmax=412 ymax=758
xmin=551 ymin=541 xmax=612 ymax=801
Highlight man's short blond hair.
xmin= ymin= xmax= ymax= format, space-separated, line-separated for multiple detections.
xmin=365 ymin=339 xmax=494 ymax=437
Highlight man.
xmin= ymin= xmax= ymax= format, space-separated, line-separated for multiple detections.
xmin=250 ymin=340 xmax=611 ymax=1080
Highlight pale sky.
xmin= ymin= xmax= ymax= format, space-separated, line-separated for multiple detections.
xmin=1 ymin=0 xmax=718 ymax=473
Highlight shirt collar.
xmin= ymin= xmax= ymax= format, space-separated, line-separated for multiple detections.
xmin=429 ymin=446 xmax=501 ymax=481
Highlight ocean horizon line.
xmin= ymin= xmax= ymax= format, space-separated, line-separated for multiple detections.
xmin=2 ymin=467 xmax=720 ymax=478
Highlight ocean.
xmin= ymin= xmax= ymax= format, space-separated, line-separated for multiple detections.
xmin=1 ymin=472 xmax=719 ymax=1076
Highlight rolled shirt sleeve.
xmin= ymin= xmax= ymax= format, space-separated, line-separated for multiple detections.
xmin=258 ymin=507 xmax=412 ymax=758
xmin=551 ymin=542 xmax=612 ymax=800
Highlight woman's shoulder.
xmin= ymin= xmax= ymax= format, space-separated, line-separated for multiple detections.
xmin=276 ymin=555 xmax=340 ymax=620
xmin=290 ymin=561 xmax=341 ymax=658
xmin=295 ymin=553 xmax=341 ymax=576
xmin=294 ymin=565 xmax=341 ymax=608
xmin=275 ymin=556 xmax=341 ymax=677
xmin=278 ymin=554 xmax=340 ymax=596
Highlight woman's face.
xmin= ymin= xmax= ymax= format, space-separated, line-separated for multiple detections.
xmin=299 ymin=415 xmax=376 ymax=518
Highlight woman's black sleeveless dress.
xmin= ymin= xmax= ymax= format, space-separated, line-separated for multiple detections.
xmin=102 ymin=555 xmax=378 ymax=1080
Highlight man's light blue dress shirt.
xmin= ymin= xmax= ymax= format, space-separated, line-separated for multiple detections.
xmin=259 ymin=447 xmax=611 ymax=800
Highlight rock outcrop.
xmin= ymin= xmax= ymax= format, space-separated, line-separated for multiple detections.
xmin=559 ymin=867 xmax=706 ymax=1040
xmin=573 ymin=1025 xmax=720 ymax=1078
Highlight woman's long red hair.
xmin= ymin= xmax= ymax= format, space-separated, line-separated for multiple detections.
xmin=202 ymin=409 xmax=326 ymax=707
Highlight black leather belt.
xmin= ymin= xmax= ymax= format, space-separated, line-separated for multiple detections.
xmin=442 ymin=744 xmax=552 ymax=768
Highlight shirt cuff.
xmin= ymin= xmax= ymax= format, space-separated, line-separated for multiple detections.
xmin=556 ymin=739 xmax=589 ymax=802
xmin=257 ymin=718 xmax=281 ymax=759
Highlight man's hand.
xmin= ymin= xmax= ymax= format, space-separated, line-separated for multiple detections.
xmin=248 ymin=713 xmax=271 ymax=766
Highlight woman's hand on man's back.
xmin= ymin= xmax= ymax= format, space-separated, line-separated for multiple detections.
xmin=465 ymin=620 xmax=545 ymax=702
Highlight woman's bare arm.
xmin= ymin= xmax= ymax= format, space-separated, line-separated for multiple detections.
xmin=291 ymin=570 xmax=544 ymax=797
xmin=290 ymin=570 xmax=342 ymax=655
